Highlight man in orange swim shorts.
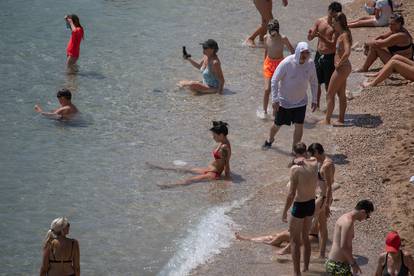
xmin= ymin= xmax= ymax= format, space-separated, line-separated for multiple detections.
xmin=259 ymin=19 xmax=294 ymax=119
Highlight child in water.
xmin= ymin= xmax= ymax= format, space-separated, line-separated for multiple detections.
xmin=258 ymin=19 xmax=294 ymax=119
xmin=148 ymin=121 xmax=231 ymax=188
xmin=178 ymin=39 xmax=225 ymax=94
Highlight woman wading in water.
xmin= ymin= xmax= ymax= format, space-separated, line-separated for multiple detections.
xmin=320 ymin=13 xmax=352 ymax=125
xmin=40 ymin=217 xmax=80 ymax=276
xmin=65 ymin=14 xmax=84 ymax=73
xmin=149 ymin=121 xmax=231 ymax=188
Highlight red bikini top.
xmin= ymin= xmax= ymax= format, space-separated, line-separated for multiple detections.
xmin=213 ymin=148 xmax=221 ymax=160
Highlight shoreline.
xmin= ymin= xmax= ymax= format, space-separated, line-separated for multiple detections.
xmin=190 ymin=0 xmax=414 ymax=275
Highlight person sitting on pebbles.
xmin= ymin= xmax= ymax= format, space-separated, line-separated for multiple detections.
xmin=362 ymin=54 xmax=414 ymax=87
xmin=355 ymin=13 xmax=413 ymax=73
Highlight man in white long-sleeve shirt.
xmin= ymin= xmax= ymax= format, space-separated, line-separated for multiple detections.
xmin=262 ymin=42 xmax=318 ymax=152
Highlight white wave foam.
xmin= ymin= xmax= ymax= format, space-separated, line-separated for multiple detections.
xmin=158 ymin=199 xmax=250 ymax=276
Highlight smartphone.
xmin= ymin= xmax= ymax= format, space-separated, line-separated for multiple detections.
xmin=182 ymin=46 xmax=191 ymax=59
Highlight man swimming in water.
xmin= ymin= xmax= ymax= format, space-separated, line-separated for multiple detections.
xmin=282 ymin=142 xmax=318 ymax=275
xmin=34 ymin=89 xmax=78 ymax=120
xmin=326 ymin=200 xmax=374 ymax=275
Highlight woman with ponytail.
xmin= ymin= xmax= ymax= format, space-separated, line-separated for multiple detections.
xmin=148 ymin=121 xmax=231 ymax=188
xmin=320 ymin=13 xmax=352 ymax=125
xmin=40 ymin=217 xmax=80 ymax=276
xmin=65 ymin=14 xmax=84 ymax=73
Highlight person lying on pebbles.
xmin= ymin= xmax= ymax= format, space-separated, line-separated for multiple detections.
xmin=362 ymin=54 xmax=414 ymax=87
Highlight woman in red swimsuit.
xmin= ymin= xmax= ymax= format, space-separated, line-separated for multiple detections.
xmin=149 ymin=121 xmax=231 ymax=189
xmin=65 ymin=14 xmax=84 ymax=73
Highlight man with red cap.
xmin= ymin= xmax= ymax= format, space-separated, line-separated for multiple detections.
xmin=374 ymin=231 xmax=414 ymax=276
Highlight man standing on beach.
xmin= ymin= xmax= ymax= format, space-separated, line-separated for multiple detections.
xmin=262 ymin=42 xmax=318 ymax=152
xmin=307 ymin=143 xmax=335 ymax=259
xmin=326 ymin=199 xmax=374 ymax=275
xmin=282 ymin=142 xmax=318 ymax=276
xmin=307 ymin=1 xmax=342 ymax=109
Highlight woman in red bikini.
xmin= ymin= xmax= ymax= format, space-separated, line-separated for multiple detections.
xmin=65 ymin=14 xmax=84 ymax=73
xmin=149 ymin=121 xmax=231 ymax=189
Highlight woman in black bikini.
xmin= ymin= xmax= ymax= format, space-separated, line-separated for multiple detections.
xmin=149 ymin=121 xmax=231 ymax=189
xmin=357 ymin=13 xmax=413 ymax=72
xmin=374 ymin=231 xmax=414 ymax=276
xmin=40 ymin=217 xmax=80 ymax=276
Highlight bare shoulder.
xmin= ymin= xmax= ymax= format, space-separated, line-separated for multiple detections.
xmin=281 ymin=34 xmax=290 ymax=41
xmin=378 ymin=252 xmax=387 ymax=259
xmin=305 ymin=157 xmax=318 ymax=166
xmin=322 ymin=158 xmax=335 ymax=169
xmin=315 ymin=17 xmax=324 ymax=25
xmin=67 ymin=238 xmax=79 ymax=246
xmin=338 ymin=213 xmax=352 ymax=225
xmin=221 ymin=143 xmax=230 ymax=149
xmin=220 ymin=144 xmax=230 ymax=153
xmin=290 ymin=164 xmax=302 ymax=174
xmin=403 ymin=251 xmax=414 ymax=262
xmin=212 ymin=59 xmax=221 ymax=66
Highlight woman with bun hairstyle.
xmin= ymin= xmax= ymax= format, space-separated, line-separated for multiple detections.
xmin=149 ymin=121 xmax=231 ymax=188
xmin=39 ymin=217 xmax=80 ymax=276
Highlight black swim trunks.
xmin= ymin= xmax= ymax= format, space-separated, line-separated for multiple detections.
xmin=274 ymin=105 xmax=306 ymax=126
xmin=291 ymin=198 xmax=315 ymax=218
xmin=314 ymin=52 xmax=335 ymax=85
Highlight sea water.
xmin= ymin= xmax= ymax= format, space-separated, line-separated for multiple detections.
xmin=0 ymin=0 xmax=333 ymax=274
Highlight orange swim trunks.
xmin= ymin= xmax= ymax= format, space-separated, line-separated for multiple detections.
xmin=263 ymin=56 xmax=284 ymax=78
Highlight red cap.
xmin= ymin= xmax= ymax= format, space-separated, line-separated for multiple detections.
xmin=385 ymin=231 xmax=401 ymax=253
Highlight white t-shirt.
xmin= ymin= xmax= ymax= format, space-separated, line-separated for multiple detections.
xmin=375 ymin=0 xmax=392 ymax=21
xmin=271 ymin=55 xmax=317 ymax=109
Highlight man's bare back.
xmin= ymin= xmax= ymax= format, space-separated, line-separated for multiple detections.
xmin=55 ymin=104 xmax=79 ymax=119
xmin=292 ymin=158 xmax=318 ymax=202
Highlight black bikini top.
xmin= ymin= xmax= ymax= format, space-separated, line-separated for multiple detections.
xmin=49 ymin=240 xmax=74 ymax=264
xmin=388 ymin=43 xmax=413 ymax=54
xmin=382 ymin=251 xmax=409 ymax=276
